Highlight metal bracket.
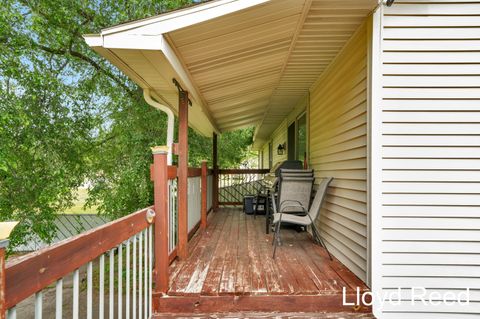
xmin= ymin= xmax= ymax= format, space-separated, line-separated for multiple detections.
xmin=384 ymin=0 xmax=395 ymax=6
xmin=172 ymin=78 xmax=193 ymax=106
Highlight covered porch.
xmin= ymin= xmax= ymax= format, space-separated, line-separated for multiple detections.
xmin=2 ymin=0 xmax=379 ymax=318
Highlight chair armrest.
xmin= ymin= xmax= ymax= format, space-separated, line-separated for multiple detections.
xmin=279 ymin=205 xmax=307 ymax=213
xmin=279 ymin=200 xmax=307 ymax=213
xmin=270 ymin=192 xmax=278 ymax=214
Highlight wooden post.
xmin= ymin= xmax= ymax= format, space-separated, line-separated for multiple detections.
xmin=177 ymin=90 xmax=189 ymax=259
xmin=212 ymin=133 xmax=219 ymax=211
xmin=151 ymin=147 xmax=169 ymax=296
xmin=201 ymin=161 xmax=208 ymax=229
xmin=0 ymin=240 xmax=8 ymax=319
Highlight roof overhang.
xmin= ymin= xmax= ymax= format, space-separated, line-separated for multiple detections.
xmin=84 ymin=32 xmax=219 ymax=136
xmin=85 ymin=0 xmax=378 ymax=138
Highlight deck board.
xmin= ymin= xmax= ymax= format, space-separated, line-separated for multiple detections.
xmin=201 ymin=209 xmax=234 ymax=295
xmin=155 ymin=312 xmax=375 ymax=319
xmin=168 ymin=208 xmax=369 ymax=297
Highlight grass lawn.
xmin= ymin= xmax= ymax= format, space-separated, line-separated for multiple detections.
xmin=64 ymin=187 xmax=98 ymax=214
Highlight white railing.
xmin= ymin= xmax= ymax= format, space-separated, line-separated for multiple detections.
xmin=168 ymin=179 xmax=178 ymax=254
xmin=5 ymin=208 xmax=154 ymax=319
xmin=187 ymin=176 xmax=202 ymax=232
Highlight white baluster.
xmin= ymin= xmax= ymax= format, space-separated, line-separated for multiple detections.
xmin=126 ymin=239 xmax=131 ymax=319
xmin=148 ymin=226 xmax=153 ymax=317
xmin=73 ymin=269 xmax=79 ymax=319
xmin=100 ymin=254 xmax=105 ymax=319
xmin=55 ymin=279 xmax=63 ymax=319
xmin=144 ymin=230 xmax=148 ymax=317
xmin=7 ymin=306 xmax=16 ymax=319
xmin=118 ymin=244 xmax=123 ymax=319
xmin=109 ymin=249 xmax=114 ymax=319
xmin=35 ymin=291 xmax=42 ymax=319
xmin=87 ymin=261 xmax=93 ymax=319
xmin=139 ymin=232 xmax=143 ymax=319
xmin=133 ymin=235 xmax=137 ymax=319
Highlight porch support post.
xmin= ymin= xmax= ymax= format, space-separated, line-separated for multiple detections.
xmin=0 ymin=240 xmax=7 ymax=319
xmin=201 ymin=160 xmax=208 ymax=229
xmin=151 ymin=147 xmax=169 ymax=296
xmin=177 ymin=90 xmax=189 ymax=259
xmin=212 ymin=133 xmax=219 ymax=211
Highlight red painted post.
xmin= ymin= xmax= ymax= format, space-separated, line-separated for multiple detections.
xmin=177 ymin=90 xmax=189 ymax=259
xmin=212 ymin=133 xmax=219 ymax=211
xmin=151 ymin=147 xmax=169 ymax=296
xmin=0 ymin=240 xmax=7 ymax=319
xmin=201 ymin=161 xmax=208 ymax=229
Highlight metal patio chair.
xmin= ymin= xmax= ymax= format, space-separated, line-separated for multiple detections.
xmin=272 ymin=177 xmax=333 ymax=260
xmin=273 ymin=168 xmax=315 ymax=215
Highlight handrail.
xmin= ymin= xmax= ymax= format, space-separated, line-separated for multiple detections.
xmin=188 ymin=167 xmax=202 ymax=177
xmin=168 ymin=165 xmax=177 ymax=179
xmin=166 ymin=166 xmax=203 ymax=179
xmin=5 ymin=206 xmax=153 ymax=310
xmin=4 ymin=159 xmax=213 ymax=317
xmin=219 ymin=169 xmax=270 ymax=174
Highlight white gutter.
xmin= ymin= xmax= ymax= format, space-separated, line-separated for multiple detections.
xmin=143 ymin=89 xmax=174 ymax=165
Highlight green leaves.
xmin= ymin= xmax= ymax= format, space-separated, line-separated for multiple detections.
xmin=1 ymin=0 xmax=254 ymax=253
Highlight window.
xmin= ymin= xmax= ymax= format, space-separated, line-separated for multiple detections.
xmin=296 ymin=113 xmax=307 ymax=163
xmin=268 ymin=142 xmax=273 ymax=169
xmin=287 ymin=122 xmax=296 ymax=160
xmin=286 ymin=112 xmax=307 ymax=163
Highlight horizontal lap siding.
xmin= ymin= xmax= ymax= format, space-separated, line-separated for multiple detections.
xmin=378 ymin=1 xmax=480 ymax=318
xmin=261 ymin=144 xmax=269 ymax=169
xmin=271 ymin=121 xmax=288 ymax=165
xmin=309 ymin=22 xmax=368 ymax=283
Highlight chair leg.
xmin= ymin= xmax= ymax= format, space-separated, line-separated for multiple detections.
xmin=272 ymin=221 xmax=282 ymax=259
xmin=311 ymin=223 xmax=333 ymax=261
xmin=310 ymin=224 xmax=321 ymax=244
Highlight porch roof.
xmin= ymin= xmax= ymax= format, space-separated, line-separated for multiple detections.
xmin=84 ymin=0 xmax=377 ymax=139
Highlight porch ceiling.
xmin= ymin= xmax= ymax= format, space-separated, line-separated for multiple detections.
xmin=84 ymin=0 xmax=377 ymax=139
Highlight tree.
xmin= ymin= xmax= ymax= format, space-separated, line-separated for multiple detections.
xmin=0 ymin=0 xmax=255 ymax=250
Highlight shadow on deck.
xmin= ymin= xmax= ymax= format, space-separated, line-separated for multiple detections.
xmin=154 ymin=208 xmax=371 ymax=315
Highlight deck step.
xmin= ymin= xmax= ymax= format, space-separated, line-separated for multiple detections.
xmin=153 ymin=312 xmax=376 ymax=318
xmin=153 ymin=294 xmax=371 ymax=315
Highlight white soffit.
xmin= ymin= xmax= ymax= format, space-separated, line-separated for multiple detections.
xmin=85 ymin=0 xmax=377 ymax=138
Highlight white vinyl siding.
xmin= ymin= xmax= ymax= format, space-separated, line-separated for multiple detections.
xmin=309 ymin=21 xmax=369 ymax=283
xmin=262 ymin=145 xmax=269 ymax=169
xmin=373 ymin=1 xmax=480 ymax=318
xmin=259 ymin=96 xmax=308 ymax=169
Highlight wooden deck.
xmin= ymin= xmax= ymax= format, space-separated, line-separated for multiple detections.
xmin=154 ymin=208 xmax=371 ymax=315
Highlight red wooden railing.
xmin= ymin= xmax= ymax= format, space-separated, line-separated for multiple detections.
xmin=1 ymin=146 xmax=261 ymax=318
xmin=2 ymin=149 xmax=213 ymax=318
xmin=163 ymin=161 xmax=212 ymax=263
xmin=5 ymin=207 xmax=155 ymax=318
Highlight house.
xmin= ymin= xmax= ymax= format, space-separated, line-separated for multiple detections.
xmin=3 ymin=1 xmax=479 ymax=318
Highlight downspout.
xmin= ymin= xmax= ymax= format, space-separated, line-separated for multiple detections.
xmin=143 ymin=89 xmax=174 ymax=165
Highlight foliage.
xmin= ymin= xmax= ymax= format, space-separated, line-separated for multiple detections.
xmin=187 ymin=127 xmax=254 ymax=169
xmin=0 ymin=0 xmax=255 ymax=250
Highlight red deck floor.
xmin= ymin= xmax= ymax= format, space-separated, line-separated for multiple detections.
xmin=156 ymin=208 xmax=371 ymax=315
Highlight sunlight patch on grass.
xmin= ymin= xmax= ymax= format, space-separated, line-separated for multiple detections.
xmin=64 ymin=187 xmax=97 ymax=215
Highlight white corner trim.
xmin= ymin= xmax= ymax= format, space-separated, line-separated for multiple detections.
xmin=369 ymin=4 xmax=384 ymax=319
